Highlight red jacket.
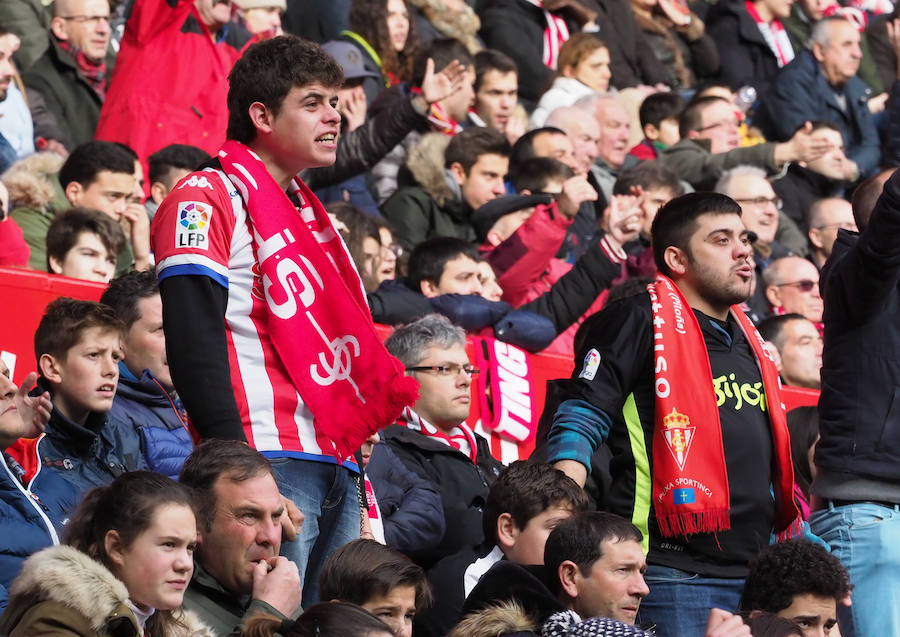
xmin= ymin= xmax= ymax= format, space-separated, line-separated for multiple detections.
xmin=484 ymin=202 xmax=623 ymax=355
xmin=95 ymin=0 xmax=251 ymax=165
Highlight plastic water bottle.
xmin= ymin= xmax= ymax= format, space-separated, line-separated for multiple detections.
xmin=735 ymin=85 xmax=757 ymax=113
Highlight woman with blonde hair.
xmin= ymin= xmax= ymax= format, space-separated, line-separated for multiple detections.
xmin=530 ymin=34 xmax=612 ymax=127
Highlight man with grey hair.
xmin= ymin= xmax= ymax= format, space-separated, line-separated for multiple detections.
xmin=715 ymin=165 xmax=799 ymax=317
xmin=371 ymin=314 xmax=502 ymax=572
xmin=756 ymin=15 xmax=880 ymax=178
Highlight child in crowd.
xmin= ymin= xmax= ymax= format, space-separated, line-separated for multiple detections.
xmin=413 ymin=461 xmax=588 ymax=637
xmin=45 ymin=208 xmax=125 ymax=284
xmin=16 ymin=298 xmax=147 ymax=496
xmin=628 ymin=92 xmax=684 ymax=161
xmin=319 ymin=539 xmax=432 ymax=637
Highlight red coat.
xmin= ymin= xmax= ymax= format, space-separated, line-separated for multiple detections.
xmin=484 ymin=202 xmax=618 ymax=356
xmin=95 ymin=0 xmax=250 ymax=165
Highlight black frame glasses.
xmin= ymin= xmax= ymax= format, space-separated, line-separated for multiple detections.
xmin=405 ymin=363 xmax=480 ymax=377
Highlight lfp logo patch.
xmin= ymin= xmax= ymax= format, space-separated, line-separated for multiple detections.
xmin=176 ymin=201 xmax=211 ymax=249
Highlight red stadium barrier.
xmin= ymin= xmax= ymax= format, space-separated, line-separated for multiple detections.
xmin=0 ymin=267 xmax=818 ymax=463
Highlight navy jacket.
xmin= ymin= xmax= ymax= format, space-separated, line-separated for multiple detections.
xmin=38 ymin=379 xmax=148 ymax=497
xmin=109 ymin=367 xmax=192 ymax=481
xmin=815 ymin=170 xmax=900 ymax=484
xmin=380 ymin=424 xmax=502 ymax=571
xmin=367 ymin=443 xmax=446 ymax=554
xmin=0 ymin=440 xmax=78 ymax=612
xmin=756 ymin=50 xmax=879 ymax=178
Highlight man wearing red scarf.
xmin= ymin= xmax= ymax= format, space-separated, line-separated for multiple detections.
xmin=23 ymin=0 xmax=111 ymax=148
xmin=150 ymin=36 xmax=417 ymax=606
xmin=548 ymin=192 xmax=799 ymax=637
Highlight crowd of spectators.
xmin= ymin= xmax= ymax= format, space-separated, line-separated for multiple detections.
xmin=1 ymin=0 xmax=900 ymax=635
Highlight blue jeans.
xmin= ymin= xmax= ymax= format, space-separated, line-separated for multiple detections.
xmin=810 ymin=501 xmax=900 ymax=637
xmin=268 ymin=457 xmax=360 ymax=607
xmin=636 ymin=565 xmax=744 ymax=637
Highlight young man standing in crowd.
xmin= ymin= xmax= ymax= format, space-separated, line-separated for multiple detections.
xmin=548 ymin=192 xmax=800 ymax=637
xmin=151 ymin=35 xmax=417 ymax=606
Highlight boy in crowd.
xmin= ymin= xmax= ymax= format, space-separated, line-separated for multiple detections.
xmin=101 ymin=271 xmax=193 ymax=479
xmin=629 ymin=93 xmax=684 ymax=161
xmin=26 ymin=298 xmax=147 ymax=495
xmin=45 ymin=207 xmax=125 ymax=284
xmin=414 ymin=461 xmax=588 ymax=637
xmin=9 ymin=140 xmax=140 ymax=274
xmin=145 ymin=144 xmax=211 ymax=220
xmin=740 ymin=540 xmax=851 ymax=637
xmin=382 ymin=127 xmax=511 ymax=251
xmin=320 ymin=539 xmax=432 ymax=637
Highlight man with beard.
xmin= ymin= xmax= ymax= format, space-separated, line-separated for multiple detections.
xmin=549 ymin=192 xmax=800 ymax=637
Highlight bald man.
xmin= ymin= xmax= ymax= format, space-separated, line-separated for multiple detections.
xmin=23 ymin=0 xmax=111 ymax=147
xmin=763 ymin=256 xmax=824 ymax=324
xmin=807 ymin=198 xmax=856 ymax=270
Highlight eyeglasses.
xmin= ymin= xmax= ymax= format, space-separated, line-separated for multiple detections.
xmin=696 ymin=118 xmax=740 ymax=132
xmin=406 ymin=363 xmax=480 ymax=377
xmin=775 ymin=279 xmax=817 ymax=292
xmin=813 ymin=221 xmax=856 ymax=231
xmin=735 ymin=196 xmax=782 ymax=209
xmin=59 ymin=14 xmax=111 ymax=26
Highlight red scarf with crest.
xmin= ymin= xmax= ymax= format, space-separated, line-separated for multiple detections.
xmin=648 ymin=275 xmax=799 ymax=538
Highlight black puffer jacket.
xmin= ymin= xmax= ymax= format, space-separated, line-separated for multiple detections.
xmin=380 ymin=423 xmax=502 ymax=571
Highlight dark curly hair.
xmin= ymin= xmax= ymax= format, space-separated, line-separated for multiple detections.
xmin=348 ymin=0 xmax=418 ymax=84
xmin=739 ymin=540 xmax=851 ymax=613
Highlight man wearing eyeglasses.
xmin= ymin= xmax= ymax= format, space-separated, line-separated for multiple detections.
xmin=661 ymin=95 xmax=831 ymax=192
xmin=22 ymin=0 xmax=111 ymax=148
xmin=806 ymin=198 xmax=856 ymax=270
xmin=762 ymin=256 xmax=824 ymax=325
xmin=715 ymin=165 xmax=812 ymax=317
xmin=374 ymin=314 xmax=503 ymax=573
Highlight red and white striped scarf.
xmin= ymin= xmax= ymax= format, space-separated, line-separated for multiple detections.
xmin=399 ymin=406 xmax=478 ymax=463
xmin=745 ymin=1 xmax=794 ymax=67
xmin=522 ymin=0 xmax=571 ymax=70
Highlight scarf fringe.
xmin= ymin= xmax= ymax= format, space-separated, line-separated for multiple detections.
xmin=656 ymin=508 xmax=732 ymax=537
xmin=774 ymin=516 xmax=804 ymax=542
xmin=334 ymin=372 xmax=420 ymax=459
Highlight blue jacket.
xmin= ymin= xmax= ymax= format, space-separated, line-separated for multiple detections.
xmin=0 ymin=438 xmax=78 ymax=612
xmin=367 ymin=443 xmax=446 ymax=554
xmin=109 ymin=366 xmax=193 ymax=480
xmin=38 ymin=379 xmax=148 ymax=497
xmin=756 ymin=49 xmax=880 ymax=178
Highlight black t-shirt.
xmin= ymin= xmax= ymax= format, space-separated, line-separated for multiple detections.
xmin=559 ymin=293 xmax=776 ymax=577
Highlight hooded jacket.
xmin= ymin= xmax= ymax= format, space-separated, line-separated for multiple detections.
xmin=379 ymin=419 xmax=502 ymax=571
xmin=0 ymin=545 xmax=213 ymax=637
xmin=0 ymin=439 xmax=78 ymax=611
xmin=380 ymin=133 xmax=477 ymax=251
xmin=109 ymin=368 xmax=192 ymax=481
xmin=4 ymin=152 xmax=67 ymax=271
